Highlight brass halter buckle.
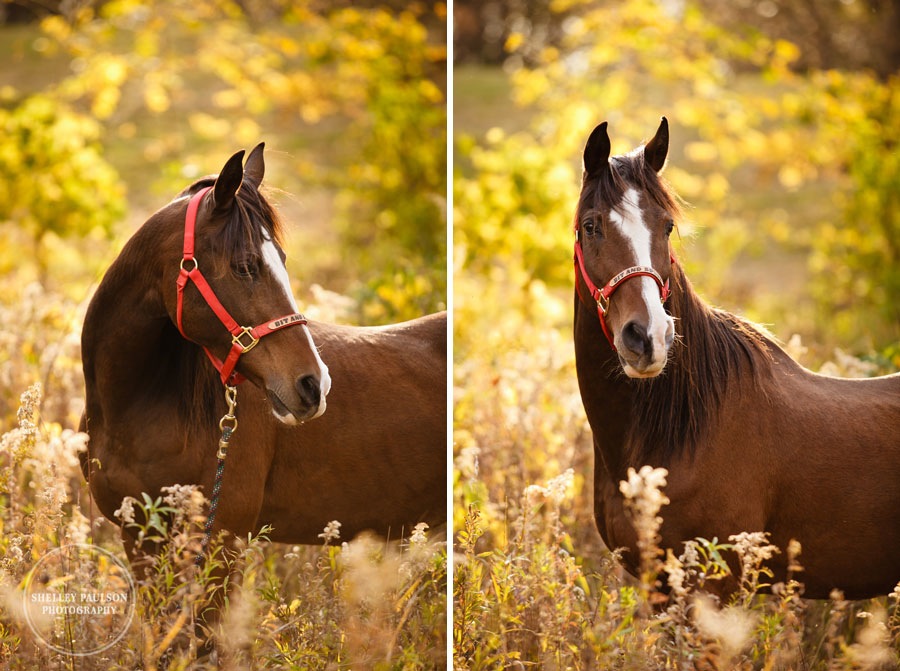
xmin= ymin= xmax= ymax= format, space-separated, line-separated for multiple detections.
xmin=596 ymin=293 xmax=610 ymax=316
xmin=232 ymin=327 xmax=260 ymax=353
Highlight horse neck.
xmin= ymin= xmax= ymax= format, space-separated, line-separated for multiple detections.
xmin=82 ymin=222 xmax=218 ymax=431
xmin=573 ymin=291 xmax=635 ymax=476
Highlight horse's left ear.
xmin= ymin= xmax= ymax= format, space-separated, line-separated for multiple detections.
xmin=244 ymin=142 xmax=265 ymax=187
xmin=584 ymin=122 xmax=611 ymax=177
xmin=213 ymin=149 xmax=245 ymax=211
xmin=644 ymin=116 xmax=669 ymax=173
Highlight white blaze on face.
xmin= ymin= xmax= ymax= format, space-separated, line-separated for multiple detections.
xmin=261 ymin=231 xmax=331 ymax=417
xmin=607 ymin=188 xmax=674 ymax=374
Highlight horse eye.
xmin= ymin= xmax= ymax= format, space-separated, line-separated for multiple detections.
xmin=665 ymin=219 xmax=675 ymax=236
xmin=582 ymin=218 xmax=599 ymax=237
xmin=234 ymin=261 xmax=257 ymax=278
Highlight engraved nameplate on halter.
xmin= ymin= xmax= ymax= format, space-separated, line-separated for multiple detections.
xmin=606 ymin=266 xmax=662 ymax=290
xmin=267 ymin=313 xmax=307 ymax=331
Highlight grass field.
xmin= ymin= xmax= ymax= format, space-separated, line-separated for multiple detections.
xmin=0 ymin=281 xmax=447 ymax=670
xmin=453 ymin=294 xmax=900 ymax=669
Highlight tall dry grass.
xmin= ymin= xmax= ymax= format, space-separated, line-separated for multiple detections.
xmin=0 ymin=283 xmax=446 ymax=670
xmin=453 ymin=287 xmax=900 ymax=670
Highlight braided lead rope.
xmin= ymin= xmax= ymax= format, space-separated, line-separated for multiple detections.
xmin=196 ymin=386 xmax=238 ymax=565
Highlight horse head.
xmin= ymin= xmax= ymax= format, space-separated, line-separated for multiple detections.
xmin=164 ymin=143 xmax=331 ymax=424
xmin=575 ymin=117 xmax=679 ymax=378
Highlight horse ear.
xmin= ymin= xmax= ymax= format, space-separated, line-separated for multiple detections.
xmin=213 ymin=149 xmax=245 ymax=211
xmin=244 ymin=142 xmax=265 ymax=188
xmin=584 ymin=122 xmax=610 ymax=177
xmin=644 ymin=116 xmax=669 ymax=173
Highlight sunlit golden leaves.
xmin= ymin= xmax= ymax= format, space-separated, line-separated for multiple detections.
xmin=0 ymin=96 xmax=125 ymax=280
xmin=14 ymin=0 xmax=446 ymax=319
xmin=458 ymin=0 xmax=899 ymax=351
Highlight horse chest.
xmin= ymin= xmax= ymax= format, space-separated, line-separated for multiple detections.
xmin=89 ymin=423 xmax=209 ymax=494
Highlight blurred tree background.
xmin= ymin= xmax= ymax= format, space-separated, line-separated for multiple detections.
xmin=0 ymin=0 xmax=447 ymax=324
xmin=454 ymin=0 xmax=899 ymax=363
xmin=0 ymin=0 xmax=445 ymax=425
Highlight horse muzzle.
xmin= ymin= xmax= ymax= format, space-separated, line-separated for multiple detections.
xmin=616 ymin=317 xmax=675 ymax=379
xmin=266 ymin=371 xmax=329 ymax=425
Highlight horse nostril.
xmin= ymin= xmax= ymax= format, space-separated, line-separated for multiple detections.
xmin=296 ymin=374 xmax=321 ymax=407
xmin=622 ymin=321 xmax=651 ymax=357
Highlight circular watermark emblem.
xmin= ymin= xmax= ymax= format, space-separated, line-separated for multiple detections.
xmin=22 ymin=543 xmax=136 ymax=656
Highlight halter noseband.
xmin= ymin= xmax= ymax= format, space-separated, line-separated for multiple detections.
xmin=175 ymin=186 xmax=308 ymax=385
xmin=573 ymin=218 xmax=673 ymax=351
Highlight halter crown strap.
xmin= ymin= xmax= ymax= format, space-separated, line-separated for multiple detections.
xmin=176 ymin=186 xmax=308 ymax=385
xmin=573 ymin=218 xmax=673 ymax=351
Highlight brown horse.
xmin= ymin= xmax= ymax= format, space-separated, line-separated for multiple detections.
xmin=573 ymin=117 xmax=900 ymax=599
xmin=80 ymin=143 xmax=446 ymax=567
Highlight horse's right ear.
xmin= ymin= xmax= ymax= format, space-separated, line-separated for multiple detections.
xmin=583 ymin=122 xmax=610 ymax=177
xmin=212 ymin=149 xmax=245 ymax=211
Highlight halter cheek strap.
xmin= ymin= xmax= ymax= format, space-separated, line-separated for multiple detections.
xmin=176 ymin=186 xmax=308 ymax=385
xmin=573 ymin=219 xmax=674 ymax=351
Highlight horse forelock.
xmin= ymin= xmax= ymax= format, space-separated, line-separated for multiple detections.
xmin=580 ymin=152 xmax=683 ymax=228
xmin=218 ymin=184 xmax=285 ymax=264
xmin=175 ymin=176 xmax=285 ymax=274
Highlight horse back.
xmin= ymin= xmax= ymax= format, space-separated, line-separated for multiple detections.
xmin=309 ymin=312 xmax=446 ymax=386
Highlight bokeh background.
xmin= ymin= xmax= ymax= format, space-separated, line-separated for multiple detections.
xmin=455 ymin=0 xmax=899 ymax=359
xmin=453 ymin=0 xmax=900 ymax=667
xmin=0 ymin=0 xmax=447 ymax=426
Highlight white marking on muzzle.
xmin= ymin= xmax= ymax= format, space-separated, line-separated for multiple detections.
xmin=261 ymin=232 xmax=331 ymax=416
xmin=608 ymin=188 xmax=673 ymax=371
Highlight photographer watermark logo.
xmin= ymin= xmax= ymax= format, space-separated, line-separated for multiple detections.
xmin=22 ymin=544 xmax=136 ymax=656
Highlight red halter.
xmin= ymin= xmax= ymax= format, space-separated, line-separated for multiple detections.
xmin=573 ymin=217 xmax=673 ymax=351
xmin=175 ymin=186 xmax=308 ymax=385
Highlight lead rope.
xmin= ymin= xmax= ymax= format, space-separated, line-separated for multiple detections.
xmin=196 ymin=384 xmax=238 ymax=566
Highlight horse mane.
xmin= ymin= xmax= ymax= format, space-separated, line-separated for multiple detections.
xmin=579 ymin=149 xmax=684 ymax=223
xmin=581 ymin=150 xmax=776 ymax=465
xmin=627 ymin=262 xmax=775 ymax=465
xmin=168 ymin=177 xmax=286 ymax=431
xmin=163 ymin=322 xmax=224 ymax=436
